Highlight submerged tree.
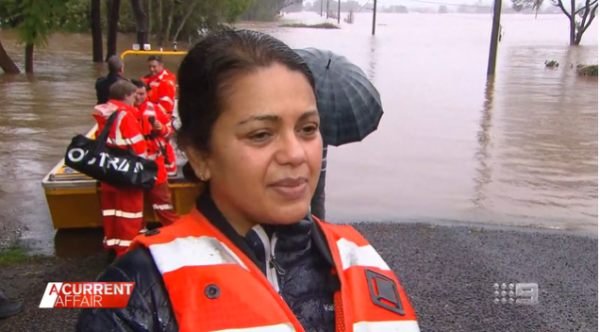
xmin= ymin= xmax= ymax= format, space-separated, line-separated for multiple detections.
xmin=91 ymin=0 xmax=103 ymax=62
xmin=0 ymin=37 xmax=20 ymax=74
xmin=105 ymin=0 xmax=121 ymax=61
xmin=130 ymin=0 xmax=149 ymax=47
xmin=512 ymin=0 xmax=598 ymax=45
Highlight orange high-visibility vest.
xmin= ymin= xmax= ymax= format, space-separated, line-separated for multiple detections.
xmin=132 ymin=209 xmax=421 ymax=332
xmin=143 ymin=69 xmax=176 ymax=115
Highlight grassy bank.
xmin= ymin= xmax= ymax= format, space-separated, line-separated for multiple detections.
xmin=279 ymin=22 xmax=340 ymax=29
xmin=0 ymin=247 xmax=34 ymax=266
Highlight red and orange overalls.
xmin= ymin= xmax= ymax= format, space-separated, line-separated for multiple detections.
xmin=92 ymin=100 xmax=147 ymax=257
xmin=142 ymin=69 xmax=178 ymax=177
xmin=135 ymin=100 xmax=179 ymax=227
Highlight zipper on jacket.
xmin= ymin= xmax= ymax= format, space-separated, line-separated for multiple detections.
xmin=269 ymin=234 xmax=286 ymax=276
xmin=253 ymin=227 xmax=282 ymax=293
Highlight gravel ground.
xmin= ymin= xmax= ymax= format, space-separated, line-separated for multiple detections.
xmin=0 ymin=222 xmax=597 ymax=332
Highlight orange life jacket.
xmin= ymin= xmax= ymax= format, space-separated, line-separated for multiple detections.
xmin=132 ymin=209 xmax=420 ymax=332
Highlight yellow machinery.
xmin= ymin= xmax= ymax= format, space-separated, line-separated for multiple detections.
xmin=41 ymin=49 xmax=204 ymax=230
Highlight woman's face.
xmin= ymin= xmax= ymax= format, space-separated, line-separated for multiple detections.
xmin=187 ymin=63 xmax=322 ymax=229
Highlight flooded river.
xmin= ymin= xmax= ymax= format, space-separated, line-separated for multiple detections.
xmin=0 ymin=12 xmax=597 ymax=254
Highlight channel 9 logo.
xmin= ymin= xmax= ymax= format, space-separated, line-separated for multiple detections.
xmin=493 ymin=282 xmax=539 ymax=305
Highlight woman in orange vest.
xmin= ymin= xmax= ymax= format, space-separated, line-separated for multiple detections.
xmin=75 ymin=30 xmax=421 ymax=332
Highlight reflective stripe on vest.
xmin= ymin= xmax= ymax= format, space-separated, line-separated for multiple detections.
xmin=150 ymin=237 xmax=388 ymax=276
xmin=133 ymin=210 xmax=420 ymax=332
xmin=318 ymin=221 xmax=419 ymax=332
xmin=149 ymin=235 xmax=249 ymax=273
xmin=107 ymin=111 xmax=145 ymax=148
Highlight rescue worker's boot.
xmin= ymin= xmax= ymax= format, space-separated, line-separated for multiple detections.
xmin=0 ymin=289 xmax=24 ymax=319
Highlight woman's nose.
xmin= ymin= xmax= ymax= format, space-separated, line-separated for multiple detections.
xmin=274 ymin=133 xmax=306 ymax=166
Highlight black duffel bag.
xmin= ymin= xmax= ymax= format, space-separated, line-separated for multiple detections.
xmin=64 ymin=111 xmax=158 ymax=191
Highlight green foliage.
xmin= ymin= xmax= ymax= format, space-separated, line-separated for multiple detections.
xmin=0 ymin=0 xmax=69 ymax=46
xmin=0 ymin=247 xmax=31 ymax=266
xmin=118 ymin=0 xmax=138 ymax=34
xmin=241 ymin=0 xmax=283 ymax=21
xmin=226 ymin=0 xmax=254 ymax=22
xmin=167 ymin=0 xmax=252 ymax=43
xmin=0 ymin=0 xmax=255 ymax=44
xmin=577 ymin=64 xmax=598 ymax=76
xmin=57 ymin=0 xmax=90 ymax=33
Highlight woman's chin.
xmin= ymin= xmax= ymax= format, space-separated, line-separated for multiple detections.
xmin=262 ymin=203 xmax=310 ymax=225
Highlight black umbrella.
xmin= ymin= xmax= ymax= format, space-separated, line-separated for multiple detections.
xmin=294 ymin=47 xmax=383 ymax=147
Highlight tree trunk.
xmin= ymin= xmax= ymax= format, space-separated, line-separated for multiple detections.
xmin=164 ymin=1 xmax=175 ymax=48
xmin=157 ymin=0 xmax=164 ymax=47
xmin=91 ymin=0 xmax=104 ymax=62
xmin=106 ymin=0 xmax=121 ymax=61
xmin=569 ymin=0 xmax=577 ymax=45
xmin=25 ymin=43 xmax=34 ymax=74
xmin=131 ymin=0 xmax=149 ymax=46
xmin=172 ymin=1 xmax=199 ymax=42
xmin=145 ymin=0 xmax=152 ymax=43
xmin=0 ymin=38 xmax=20 ymax=74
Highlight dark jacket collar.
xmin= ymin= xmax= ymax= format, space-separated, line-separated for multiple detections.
xmin=195 ymin=189 xmax=335 ymax=271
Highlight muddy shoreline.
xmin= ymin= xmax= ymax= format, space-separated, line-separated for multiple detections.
xmin=0 ymin=222 xmax=597 ymax=332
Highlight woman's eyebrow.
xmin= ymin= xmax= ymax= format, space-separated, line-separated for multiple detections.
xmin=237 ymin=114 xmax=280 ymax=126
xmin=237 ymin=110 xmax=318 ymax=126
xmin=298 ymin=110 xmax=319 ymax=121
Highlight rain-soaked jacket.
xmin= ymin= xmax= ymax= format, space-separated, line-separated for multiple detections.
xmin=75 ymin=191 xmax=420 ymax=332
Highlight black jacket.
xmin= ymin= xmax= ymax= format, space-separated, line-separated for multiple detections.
xmin=95 ymin=73 xmax=123 ymax=105
xmin=75 ymin=192 xmax=340 ymax=332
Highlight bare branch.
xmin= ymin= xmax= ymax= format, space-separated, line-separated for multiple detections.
xmin=575 ymin=0 xmax=598 ymax=14
xmin=554 ymin=0 xmax=572 ymax=17
xmin=579 ymin=3 xmax=598 ymax=35
xmin=172 ymin=0 xmax=199 ymax=42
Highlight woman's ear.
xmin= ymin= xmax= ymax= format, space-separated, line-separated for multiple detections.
xmin=183 ymin=147 xmax=211 ymax=182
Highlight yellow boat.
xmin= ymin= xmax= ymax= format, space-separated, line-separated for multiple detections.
xmin=42 ymin=49 xmax=204 ymax=230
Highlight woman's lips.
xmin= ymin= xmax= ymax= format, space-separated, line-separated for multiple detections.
xmin=270 ymin=178 xmax=308 ymax=200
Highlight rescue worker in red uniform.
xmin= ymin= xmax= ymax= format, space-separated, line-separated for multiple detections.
xmin=142 ymin=55 xmax=178 ymax=178
xmin=131 ymin=79 xmax=179 ymax=227
xmin=92 ymin=80 xmax=148 ymax=259
xmin=76 ymin=30 xmax=421 ymax=332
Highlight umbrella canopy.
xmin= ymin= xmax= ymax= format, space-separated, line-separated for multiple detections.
xmin=294 ymin=47 xmax=383 ymax=147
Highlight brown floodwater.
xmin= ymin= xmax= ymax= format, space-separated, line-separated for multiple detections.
xmin=0 ymin=12 xmax=597 ymax=254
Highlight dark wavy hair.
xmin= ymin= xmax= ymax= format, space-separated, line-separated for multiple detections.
xmin=175 ymin=29 xmax=316 ymax=182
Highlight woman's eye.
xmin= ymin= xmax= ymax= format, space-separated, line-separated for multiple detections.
xmin=249 ymin=131 xmax=272 ymax=142
xmin=300 ymin=125 xmax=318 ymax=135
